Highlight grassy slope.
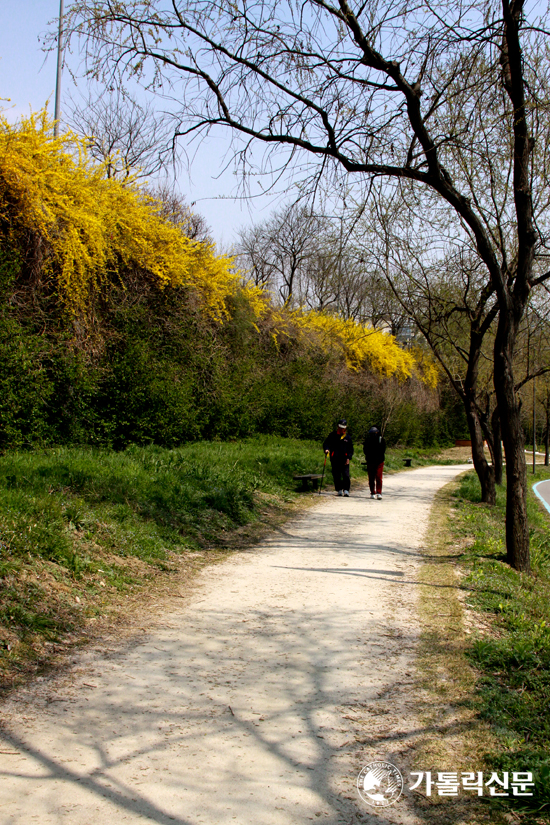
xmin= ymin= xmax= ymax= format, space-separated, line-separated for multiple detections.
xmin=0 ymin=436 xmax=453 ymax=693
xmin=0 ymin=436 xmax=373 ymax=692
xmin=0 ymin=438 xmax=462 ymax=693
xmin=440 ymin=467 xmax=550 ymax=822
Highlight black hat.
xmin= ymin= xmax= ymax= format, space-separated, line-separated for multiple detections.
xmin=338 ymin=419 xmax=347 ymax=429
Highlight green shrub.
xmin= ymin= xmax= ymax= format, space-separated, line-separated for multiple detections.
xmin=0 ymin=243 xmax=448 ymax=450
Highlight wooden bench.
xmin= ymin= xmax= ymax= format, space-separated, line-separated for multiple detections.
xmin=293 ymin=473 xmax=323 ymax=491
xmin=362 ymin=459 xmax=413 ymax=467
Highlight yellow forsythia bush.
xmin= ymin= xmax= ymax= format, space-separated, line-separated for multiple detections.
xmin=294 ymin=310 xmax=416 ymax=379
xmin=0 ymin=111 xmax=238 ymax=318
xmin=0 ymin=110 xmax=436 ymax=385
xmin=239 ymin=290 xmax=435 ymax=384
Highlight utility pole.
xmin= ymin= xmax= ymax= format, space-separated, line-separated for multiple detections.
xmin=336 ymin=215 xmax=343 ymax=315
xmin=533 ymin=376 xmax=537 ymax=475
xmin=53 ymin=0 xmax=65 ymax=137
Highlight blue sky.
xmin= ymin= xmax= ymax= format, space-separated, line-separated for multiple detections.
xmin=0 ymin=0 xmax=283 ymax=246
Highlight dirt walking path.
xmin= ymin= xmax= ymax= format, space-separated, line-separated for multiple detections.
xmin=0 ymin=464 xmax=469 ymax=825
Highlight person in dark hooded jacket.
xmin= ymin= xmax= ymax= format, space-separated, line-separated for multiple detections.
xmin=323 ymin=419 xmax=354 ymax=496
xmin=363 ymin=426 xmax=386 ymax=499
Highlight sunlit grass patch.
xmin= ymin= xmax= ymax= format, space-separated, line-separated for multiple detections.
xmin=451 ymin=467 xmax=550 ymax=818
xmin=0 ymin=435 xmax=328 ymax=692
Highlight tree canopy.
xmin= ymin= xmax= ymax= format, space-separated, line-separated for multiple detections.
xmin=62 ymin=0 xmax=550 ymax=570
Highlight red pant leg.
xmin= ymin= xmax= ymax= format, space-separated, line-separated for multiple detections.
xmin=375 ymin=462 xmax=384 ymax=493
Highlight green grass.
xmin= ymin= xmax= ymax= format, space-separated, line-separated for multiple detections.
xmin=384 ymin=444 xmax=460 ymax=472
xmin=0 ymin=435 xmax=339 ymax=690
xmin=0 ymin=436 xmax=331 ymax=553
xmin=0 ymin=437 xmax=460 ymax=690
xmin=449 ymin=466 xmax=550 ymax=819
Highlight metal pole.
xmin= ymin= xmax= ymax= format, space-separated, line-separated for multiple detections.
xmin=53 ymin=0 xmax=65 ymax=137
xmin=336 ymin=215 xmax=343 ymax=315
xmin=533 ymin=378 xmax=537 ymax=475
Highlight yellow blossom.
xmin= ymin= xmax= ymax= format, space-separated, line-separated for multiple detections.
xmin=0 ymin=110 xmax=237 ymax=318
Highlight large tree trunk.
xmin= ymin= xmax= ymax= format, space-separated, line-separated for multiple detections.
xmin=491 ymin=406 xmax=503 ymax=485
xmin=466 ymin=402 xmax=496 ymax=505
xmin=494 ymin=317 xmax=530 ymax=572
xmin=491 ymin=0 xmax=533 ymax=573
xmin=460 ymin=333 xmax=497 ymax=505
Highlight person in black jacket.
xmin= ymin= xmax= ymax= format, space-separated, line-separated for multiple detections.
xmin=323 ymin=419 xmax=354 ymax=496
xmin=363 ymin=426 xmax=386 ymax=499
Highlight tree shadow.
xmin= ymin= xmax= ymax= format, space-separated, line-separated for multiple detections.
xmin=0 ymin=600 xmax=493 ymax=825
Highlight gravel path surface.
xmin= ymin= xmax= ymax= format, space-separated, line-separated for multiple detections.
xmin=0 ymin=464 xmax=469 ymax=825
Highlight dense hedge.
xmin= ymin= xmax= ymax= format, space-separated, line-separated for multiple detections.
xmin=0 ymin=246 xmax=464 ymax=451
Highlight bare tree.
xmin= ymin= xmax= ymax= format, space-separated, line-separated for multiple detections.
xmin=148 ymin=182 xmax=211 ymax=243
xmin=514 ymin=296 xmax=550 ymax=466
xmin=300 ymin=243 xmax=340 ymax=312
xmin=236 ymin=222 xmax=279 ymax=291
xmin=237 ymin=202 xmax=409 ymax=324
xmin=236 ymin=204 xmax=320 ymax=305
xmin=66 ymin=89 xmax=173 ymax=180
xmin=373 ymin=204 xmax=500 ymax=504
xmin=64 ymin=0 xmax=550 ymax=570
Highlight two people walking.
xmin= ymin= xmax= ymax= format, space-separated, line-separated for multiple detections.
xmin=323 ymin=420 xmax=386 ymax=499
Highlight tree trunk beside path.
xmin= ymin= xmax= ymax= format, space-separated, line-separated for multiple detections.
xmin=0 ymin=465 xmax=470 ymax=825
